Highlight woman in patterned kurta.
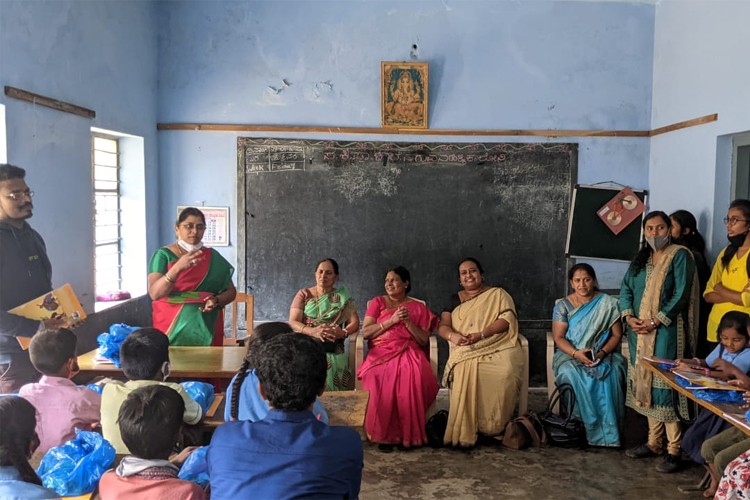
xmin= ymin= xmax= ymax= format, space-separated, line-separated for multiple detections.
xmin=620 ymin=211 xmax=698 ymax=473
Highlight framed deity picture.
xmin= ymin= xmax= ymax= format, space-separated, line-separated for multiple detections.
xmin=381 ymin=61 xmax=428 ymax=129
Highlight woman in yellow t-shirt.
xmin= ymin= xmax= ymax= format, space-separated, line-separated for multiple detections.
xmin=704 ymin=199 xmax=750 ymax=346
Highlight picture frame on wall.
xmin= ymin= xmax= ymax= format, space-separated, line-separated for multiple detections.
xmin=381 ymin=61 xmax=428 ymax=129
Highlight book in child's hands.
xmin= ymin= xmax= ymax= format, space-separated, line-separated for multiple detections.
xmin=673 ymin=370 xmax=737 ymax=391
xmin=642 ymin=356 xmax=678 ymax=366
xmin=10 ymin=284 xmax=86 ymax=349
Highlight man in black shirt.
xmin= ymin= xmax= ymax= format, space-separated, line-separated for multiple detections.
xmin=0 ymin=164 xmax=55 ymax=393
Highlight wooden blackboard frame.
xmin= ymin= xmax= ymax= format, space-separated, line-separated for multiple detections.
xmin=565 ymin=184 xmax=648 ymax=262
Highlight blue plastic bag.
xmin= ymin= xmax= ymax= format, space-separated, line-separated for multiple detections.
xmin=674 ymin=376 xmax=744 ymax=403
xmin=177 ymin=446 xmax=209 ymax=486
xmin=96 ymin=323 xmax=138 ymax=367
xmin=745 ymin=408 xmax=750 ymax=423
xmin=37 ymin=429 xmax=115 ymax=496
xmin=181 ymin=381 xmax=215 ymax=414
xmin=84 ymin=383 xmax=104 ymax=395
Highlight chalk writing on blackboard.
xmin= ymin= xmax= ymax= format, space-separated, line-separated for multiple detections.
xmin=244 ymin=145 xmax=305 ymax=174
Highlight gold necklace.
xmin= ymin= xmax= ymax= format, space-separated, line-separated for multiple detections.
xmin=386 ymin=296 xmax=407 ymax=309
xmin=455 ymin=287 xmax=487 ymax=322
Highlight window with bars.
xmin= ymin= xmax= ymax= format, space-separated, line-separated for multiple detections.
xmin=92 ymin=135 xmax=121 ymax=296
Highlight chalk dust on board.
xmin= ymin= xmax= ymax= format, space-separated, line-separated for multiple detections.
xmin=331 ymin=164 xmax=402 ymax=203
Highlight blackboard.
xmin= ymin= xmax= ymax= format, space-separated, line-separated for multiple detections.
xmin=237 ymin=139 xmax=577 ymax=322
xmin=565 ymin=185 xmax=648 ymax=261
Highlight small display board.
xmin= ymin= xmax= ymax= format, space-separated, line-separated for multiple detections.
xmin=566 ymin=185 xmax=648 ymax=262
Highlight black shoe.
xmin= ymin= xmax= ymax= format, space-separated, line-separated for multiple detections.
xmin=377 ymin=444 xmax=395 ymax=453
xmin=625 ymin=444 xmax=661 ymax=459
xmin=656 ymin=454 xmax=682 ymax=473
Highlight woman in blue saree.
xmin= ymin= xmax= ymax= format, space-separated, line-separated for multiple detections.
xmin=552 ymin=263 xmax=626 ymax=447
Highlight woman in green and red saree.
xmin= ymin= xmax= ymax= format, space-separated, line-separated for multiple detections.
xmin=289 ymin=258 xmax=360 ymax=391
xmin=148 ymin=207 xmax=236 ymax=346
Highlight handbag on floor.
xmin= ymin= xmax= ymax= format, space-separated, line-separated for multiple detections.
xmin=425 ymin=410 xmax=449 ymax=448
xmin=540 ymin=383 xmax=586 ymax=448
xmin=502 ymin=411 xmax=547 ymax=449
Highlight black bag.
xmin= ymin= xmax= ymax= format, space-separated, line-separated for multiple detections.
xmin=502 ymin=411 xmax=547 ymax=450
xmin=540 ymin=383 xmax=586 ymax=448
xmin=425 ymin=410 xmax=448 ymax=448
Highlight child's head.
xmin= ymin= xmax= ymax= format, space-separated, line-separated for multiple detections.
xmin=117 ymin=385 xmax=185 ymax=460
xmin=718 ymin=311 xmax=750 ymax=354
xmin=255 ymin=333 xmax=326 ymax=412
xmin=228 ymin=321 xmax=294 ymax=420
xmin=29 ymin=328 xmax=78 ymax=377
xmin=119 ymin=328 xmax=170 ymax=381
xmin=0 ymin=396 xmax=43 ymax=485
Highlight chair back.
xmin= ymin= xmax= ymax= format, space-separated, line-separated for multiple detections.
xmin=225 ymin=292 xmax=254 ymax=346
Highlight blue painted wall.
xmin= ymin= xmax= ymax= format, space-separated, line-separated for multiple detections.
xmin=0 ymin=0 xmax=159 ymax=309
xmin=157 ymin=0 xmax=655 ymax=295
xmin=650 ymin=0 xmax=750 ymax=259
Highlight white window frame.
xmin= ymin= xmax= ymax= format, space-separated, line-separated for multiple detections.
xmin=92 ymin=133 xmax=122 ymax=298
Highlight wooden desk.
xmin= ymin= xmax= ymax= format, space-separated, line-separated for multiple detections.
xmin=641 ymin=358 xmax=750 ymax=435
xmin=204 ymin=390 xmax=370 ymax=430
xmin=78 ymin=346 xmax=246 ymax=379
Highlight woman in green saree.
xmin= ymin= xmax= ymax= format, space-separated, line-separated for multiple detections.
xmin=289 ymin=258 xmax=360 ymax=391
xmin=148 ymin=207 xmax=236 ymax=346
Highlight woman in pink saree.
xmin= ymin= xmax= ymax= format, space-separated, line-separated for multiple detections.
xmin=357 ymin=266 xmax=439 ymax=451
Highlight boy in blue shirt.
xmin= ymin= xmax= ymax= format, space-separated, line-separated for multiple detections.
xmin=209 ymin=333 xmax=363 ymax=499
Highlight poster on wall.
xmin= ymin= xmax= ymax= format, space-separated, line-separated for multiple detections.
xmin=596 ymin=187 xmax=645 ymax=235
xmin=381 ymin=61 xmax=429 ymax=129
xmin=176 ymin=206 xmax=230 ymax=246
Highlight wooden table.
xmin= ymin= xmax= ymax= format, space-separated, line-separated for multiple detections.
xmin=77 ymin=346 xmax=247 ymax=379
xmin=204 ymin=390 xmax=370 ymax=430
xmin=641 ymin=358 xmax=750 ymax=435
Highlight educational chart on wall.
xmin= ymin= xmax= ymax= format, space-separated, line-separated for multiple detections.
xmin=238 ymin=139 xmax=577 ymax=321
xmin=566 ymin=185 xmax=648 ymax=261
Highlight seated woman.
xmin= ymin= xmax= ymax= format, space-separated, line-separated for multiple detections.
xmin=289 ymin=258 xmax=360 ymax=391
xmin=439 ymin=257 xmax=524 ymax=447
xmin=357 ymin=266 xmax=439 ymax=450
xmin=225 ymin=321 xmax=328 ymax=423
xmin=0 ymin=397 xmax=57 ymax=499
xmin=551 ymin=263 xmax=626 ymax=447
xmin=678 ymin=311 xmax=750 ymax=493
xmin=148 ymin=207 xmax=236 ymax=345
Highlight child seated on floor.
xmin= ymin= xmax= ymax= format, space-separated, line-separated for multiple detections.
xmin=208 ymin=333 xmax=363 ymax=499
xmin=677 ymin=312 xmax=750 ymax=489
xmin=19 ymin=327 xmax=101 ymax=454
xmin=225 ymin=321 xmax=328 ymax=422
xmin=101 ymin=328 xmax=203 ymax=454
xmin=697 ymin=360 xmax=750 ymax=497
xmin=98 ymin=385 xmax=205 ymax=499
xmin=0 ymin=396 xmax=57 ymax=499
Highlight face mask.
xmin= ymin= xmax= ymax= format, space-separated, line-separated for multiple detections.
xmin=728 ymin=233 xmax=747 ymax=247
xmin=645 ymin=235 xmax=670 ymax=251
xmin=177 ymin=239 xmax=203 ymax=253
xmin=161 ymin=361 xmax=171 ymax=381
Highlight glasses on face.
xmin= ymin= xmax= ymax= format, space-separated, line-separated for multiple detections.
xmin=3 ymin=190 xmax=34 ymax=201
xmin=724 ymin=217 xmax=749 ymax=226
xmin=180 ymin=223 xmax=206 ymax=231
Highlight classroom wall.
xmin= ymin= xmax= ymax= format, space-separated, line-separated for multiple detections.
xmin=157 ymin=0 xmax=655 ymax=296
xmin=0 ymin=0 xmax=160 ymax=309
xmin=650 ymin=0 xmax=750 ymax=259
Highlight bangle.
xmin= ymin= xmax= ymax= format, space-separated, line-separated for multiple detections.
xmin=599 ymin=348 xmax=607 ymax=356
xmin=650 ymin=319 xmax=656 ymax=328
xmin=301 ymin=326 xmax=307 ymax=334
xmin=379 ymin=323 xmax=384 ymax=331
xmin=572 ymin=349 xmax=579 ymax=358
xmin=164 ymin=273 xmax=175 ymax=283
xmin=480 ymin=332 xmax=485 ymax=340
xmin=449 ymin=333 xmax=453 ymax=343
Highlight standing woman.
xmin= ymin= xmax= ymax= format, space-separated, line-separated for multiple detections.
xmin=620 ymin=211 xmax=698 ymax=473
xmin=357 ymin=266 xmax=439 ymax=450
xmin=439 ymin=258 xmax=524 ymax=447
xmin=704 ymin=199 xmax=750 ymax=351
xmin=552 ymin=263 xmax=627 ymax=447
xmin=289 ymin=258 xmax=360 ymax=391
xmin=670 ymin=209 xmax=712 ymax=356
xmin=148 ymin=207 xmax=237 ymax=346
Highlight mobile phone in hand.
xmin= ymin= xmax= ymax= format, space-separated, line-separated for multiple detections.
xmin=585 ymin=350 xmax=596 ymax=362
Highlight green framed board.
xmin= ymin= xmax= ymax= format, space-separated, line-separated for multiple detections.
xmin=566 ymin=185 xmax=648 ymax=262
